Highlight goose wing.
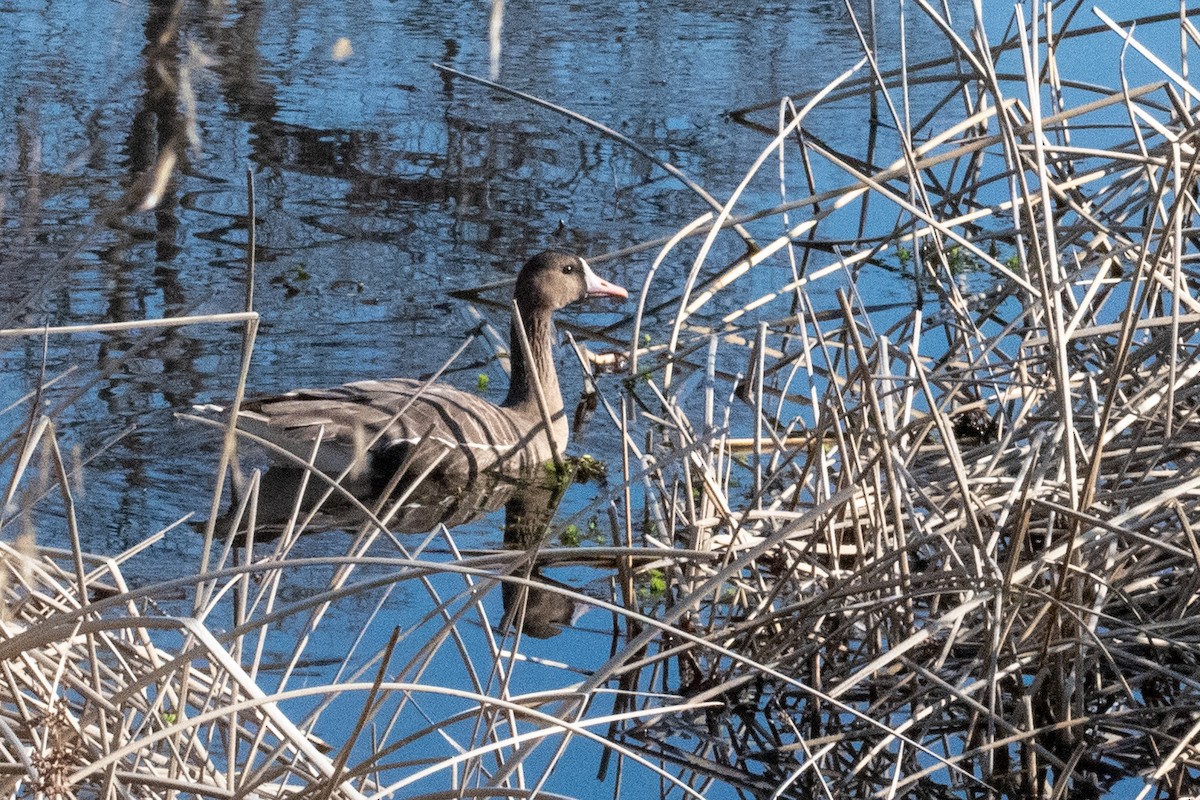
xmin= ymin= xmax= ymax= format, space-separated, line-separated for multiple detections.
xmin=237 ymin=378 xmax=540 ymax=475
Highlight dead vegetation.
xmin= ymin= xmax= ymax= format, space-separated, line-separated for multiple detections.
xmin=3 ymin=3 xmax=1200 ymax=798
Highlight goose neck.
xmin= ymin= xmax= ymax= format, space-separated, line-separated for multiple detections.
xmin=503 ymin=306 xmax=562 ymax=419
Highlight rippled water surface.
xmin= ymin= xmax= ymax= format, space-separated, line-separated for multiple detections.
xmin=0 ymin=0 xmax=975 ymax=552
xmin=0 ymin=1 xmax=1185 ymax=795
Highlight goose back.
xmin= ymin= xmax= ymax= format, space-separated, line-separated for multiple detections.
xmin=238 ymin=377 xmax=556 ymax=480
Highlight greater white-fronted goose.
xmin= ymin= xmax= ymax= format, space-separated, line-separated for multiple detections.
xmin=236 ymin=250 xmax=627 ymax=482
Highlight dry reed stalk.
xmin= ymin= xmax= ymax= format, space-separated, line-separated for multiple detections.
xmin=602 ymin=4 xmax=1200 ymax=798
xmin=8 ymin=4 xmax=1200 ymax=800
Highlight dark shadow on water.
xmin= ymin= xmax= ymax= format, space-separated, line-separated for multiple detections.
xmin=213 ymin=462 xmax=590 ymax=640
xmin=497 ymin=473 xmax=589 ymax=640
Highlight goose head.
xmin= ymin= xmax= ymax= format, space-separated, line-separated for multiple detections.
xmin=514 ymin=250 xmax=628 ymax=314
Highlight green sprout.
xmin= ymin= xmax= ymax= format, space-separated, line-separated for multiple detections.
xmin=559 ymin=524 xmax=582 ymax=547
xmin=638 ymin=568 xmax=668 ymax=600
xmin=573 ymin=454 xmax=607 ymax=481
xmin=945 ymin=246 xmax=980 ymax=274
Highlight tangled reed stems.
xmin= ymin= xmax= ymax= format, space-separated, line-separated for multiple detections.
xmin=619 ymin=5 xmax=1200 ymax=798
xmin=3 ymin=3 xmax=1200 ymax=798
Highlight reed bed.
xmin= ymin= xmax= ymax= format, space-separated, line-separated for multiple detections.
xmin=615 ymin=5 xmax=1200 ymax=798
xmin=3 ymin=3 xmax=1200 ymax=799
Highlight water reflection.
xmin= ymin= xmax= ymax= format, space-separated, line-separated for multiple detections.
xmin=221 ymin=463 xmax=588 ymax=639
xmin=125 ymin=0 xmax=184 ymax=259
xmin=0 ymin=0 xmax=986 ymax=630
xmin=497 ymin=475 xmax=589 ymax=639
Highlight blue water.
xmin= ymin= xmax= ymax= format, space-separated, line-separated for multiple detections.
xmin=0 ymin=1 xmax=1191 ymax=796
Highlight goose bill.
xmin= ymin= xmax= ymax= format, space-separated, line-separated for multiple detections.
xmin=581 ymin=260 xmax=629 ymax=299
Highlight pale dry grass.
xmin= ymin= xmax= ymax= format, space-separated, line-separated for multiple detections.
xmin=2 ymin=3 xmax=1200 ymax=800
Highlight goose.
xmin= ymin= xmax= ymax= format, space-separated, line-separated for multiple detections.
xmin=235 ymin=250 xmax=628 ymax=484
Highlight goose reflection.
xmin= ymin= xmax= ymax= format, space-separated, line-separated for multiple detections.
xmin=497 ymin=476 xmax=590 ymax=640
xmin=217 ymin=464 xmax=590 ymax=639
